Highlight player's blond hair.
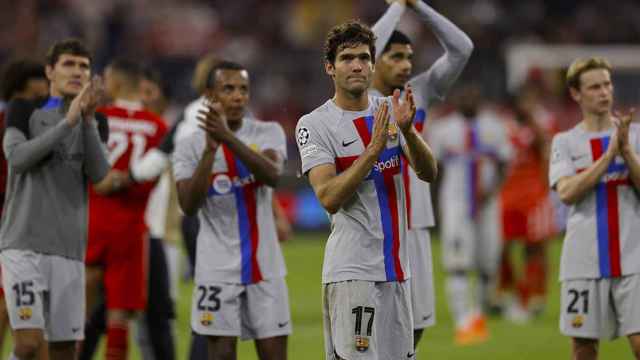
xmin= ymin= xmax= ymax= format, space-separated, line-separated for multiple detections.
xmin=191 ymin=53 xmax=221 ymax=94
xmin=566 ymin=57 xmax=612 ymax=90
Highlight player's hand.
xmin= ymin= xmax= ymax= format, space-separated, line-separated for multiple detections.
xmin=369 ymin=101 xmax=390 ymax=154
xmin=392 ymin=85 xmax=417 ymax=135
xmin=406 ymin=0 xmax=417 ymax=8
xmin=197 ymin=101 xmax=230 ymax=150
xmin=614 ymin=108 xmax=634 ymax=154
xmin=66 ymin=76 xmax=105 ymax=127
xmin=81 ymin=75 xmax=106 ymax=121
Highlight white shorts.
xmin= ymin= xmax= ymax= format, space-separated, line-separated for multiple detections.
xmin=323 ymin=280 xmax=413 ymax=360
xmin=191 ymin=277 xmax=292 ymax=340
xmin=441 ymin=199 xmax=502 ymax=273
xmin=0 ymin=249 xmax=85 ymax=342
xmin=560 ymin=275 xmax=640 ymax=340
xmin=408 ymin=228 xmax=435 ymax=330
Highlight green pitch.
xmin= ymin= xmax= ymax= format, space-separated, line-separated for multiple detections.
xmin=2 ymin=233 xmax=631 ymax=359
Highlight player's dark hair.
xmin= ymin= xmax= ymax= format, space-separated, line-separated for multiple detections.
xmin=382 ymin=30 xmax=412 ymax=54
xmin=0 ymin=59 xmax=46 ymax=101
xmin=45 ymin=38 xmax=91 ymax=67
xmin=108 ymin=57 xmax=144 ymax=85
xmin=324 ymin=20 xmax=376 ymax=65
xmin=205 ymin=60 xmax=246 ymax=89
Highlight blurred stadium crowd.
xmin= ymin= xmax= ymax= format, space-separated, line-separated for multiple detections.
xmin=3 ymin=0 xmax=640 ymax=230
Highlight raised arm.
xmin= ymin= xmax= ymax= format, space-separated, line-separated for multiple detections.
xmin=372 ymin=1 xmax=407 ymax=60
xmin=198 ymin=103 xmax=283 ymax=187
xmin=408 ymin=0 xmax=474 ymax=105
xmin=307 ymin=103 xmax=391 ymax=214
xmin=394 ymin=87 xmax=437 ymax=181
xmin=4 ymin=81 xmax=97 ymax=174
xmin=3 ymin=101 xmax=72 ymax=173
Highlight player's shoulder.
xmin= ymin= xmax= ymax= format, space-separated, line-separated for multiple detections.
xmin=297 ymin=99 xmax=335 ymax=129
xmin=551 ymin=125 xmax=580 ymax=146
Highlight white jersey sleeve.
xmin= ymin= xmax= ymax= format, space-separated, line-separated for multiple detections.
xmin=549 ymin=133 xmax=577 ymax=188
xmin=296 ymin=114 xmax=335 ymax=175
xmin=172 ymin=132 xmax=204 ymax=182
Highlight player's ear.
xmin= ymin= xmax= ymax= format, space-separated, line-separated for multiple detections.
xmin=45 ymin=65 xmax=55 ymax=82
xmin=569 ymin=87 xmax=581 ymax=103
xmin=324 ymin=61 xmax=335 ymax=78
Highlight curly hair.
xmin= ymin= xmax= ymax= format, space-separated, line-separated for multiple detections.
xmin=324 ymin=20 xmax=376 ymax=65
xmin=45 ymin=38 xmax=91 ymax=67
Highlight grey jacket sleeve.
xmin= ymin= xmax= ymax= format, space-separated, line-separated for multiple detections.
xmin=82 ymin=118 xmax=110 ymax=184
xmin=4 ymin=122 xmax=72 ymax=174
xmin=372 ymin=2 xmax=406 ymax=60
xmin=409 ymin=1 xmax=474 ymax=105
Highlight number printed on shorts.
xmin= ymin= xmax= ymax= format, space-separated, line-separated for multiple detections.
xmin=567 ymin=289 xmax=589 ymax=314
xmin=12 ymin=281 xmax=35 ymax=307
xmin=197 ymin=285 xmax=221 ymax=312
xmin=352 ymin=306 xmax=375 ymax=336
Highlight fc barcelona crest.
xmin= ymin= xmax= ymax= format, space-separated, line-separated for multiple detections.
xmin=355 ymin=335 xmax=369 ymax=352
xmin=18 ymin=307 xmax=32 ymax=321
xmin=201 ymin=312 xmax=214 ymax=326
xmin=571 ymin=315 xmax=584 ymax=329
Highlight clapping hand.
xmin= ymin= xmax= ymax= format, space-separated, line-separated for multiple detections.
xmin=392 ymin=85 xmax=417 ymax=134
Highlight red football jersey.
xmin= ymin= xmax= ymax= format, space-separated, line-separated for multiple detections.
xmin=89 ymin=100 xmax=168 ymax=232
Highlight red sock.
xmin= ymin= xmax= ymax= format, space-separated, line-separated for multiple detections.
xmin=106 ymin=323 xmax=128 ymax=360
xmin=526 ymin=251 xmax=547 ymax=298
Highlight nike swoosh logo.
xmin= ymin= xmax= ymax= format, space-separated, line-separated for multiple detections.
xmin=407 ymin=352 xmax=416 ymax=358
xmin=278 ymin=321 xmax=289 ymax=328
xmin=422 ymin=314 xmax=433 ymax=321
xmin=570 ymin=154 xmax=588 ymax=161
xmin=72 ymin=327 xmax=80 ymax=333
xmin=342 ymin=139 xmax=358 ymax=147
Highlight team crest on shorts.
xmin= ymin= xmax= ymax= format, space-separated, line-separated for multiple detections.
xmin=355 ymin=335 xmax=369 ymax=352
xmin=18 ymin=307 xmax=32 ymax=321
xmin=200 ymin=312 xmax=214 ymax=326
xmin=571 ymin=315 xmax=584 ymax=329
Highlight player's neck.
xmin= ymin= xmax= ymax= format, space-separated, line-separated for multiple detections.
xmin=581 ymin=111 xmax=613 ymax=132
xmin=333 ymin=88 xmax=369 ymax=111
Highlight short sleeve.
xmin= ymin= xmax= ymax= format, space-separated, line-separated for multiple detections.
xmin=549 ymin=133 xmax=576 ymax=189
xmin=296 ymin=115 xmax=334 ymax=175
xmin=260 ymin=122 xmax=287 ymax=161
xmin=5 ymin=99 xmax=35 ymax=138
xmin=172 ymin=132 xmax=203 ymax=182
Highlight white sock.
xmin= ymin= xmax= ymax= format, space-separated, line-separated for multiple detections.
xmin=8 ymin=352 xmax=20 ymax=360
xmin=446 ymin=273 xmax=471 ymax=328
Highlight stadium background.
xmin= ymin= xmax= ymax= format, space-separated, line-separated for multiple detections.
xmin=1 ymin=0 xmax=639 ymax=358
